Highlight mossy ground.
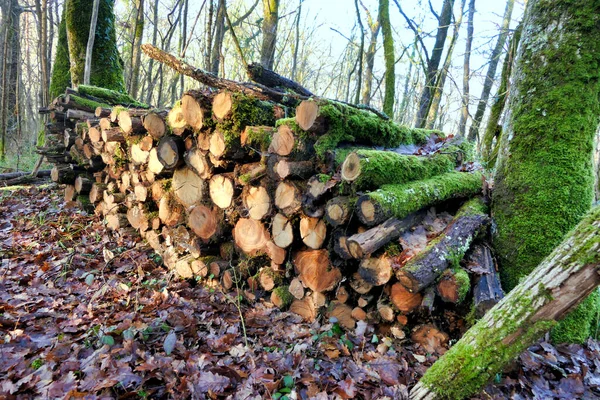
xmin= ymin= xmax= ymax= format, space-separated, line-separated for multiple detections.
xmin=492 ymin=0 xmax=600 ymax=343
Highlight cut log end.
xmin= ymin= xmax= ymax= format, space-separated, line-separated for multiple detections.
xmin=390 ymin=282 xmax=422 ymax=313
xmin=341 ymin=152 xmax=361 ymax=182
xmin=295 ymin=100 xmax=319 ymax=131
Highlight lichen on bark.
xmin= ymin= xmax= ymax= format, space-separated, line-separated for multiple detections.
xmin=492 ymin=0 xmax=600 ymax=343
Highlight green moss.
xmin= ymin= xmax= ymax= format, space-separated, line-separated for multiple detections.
xmin=65 ymin=0 xmax=125 ymax=92
xmin=243 ymin=126 xmax=273 ymax=151
xmin=344 ymin=141 xmax=472 ymax=191
xmin=317 ymin=174 xmax=331 ymax=183
xmin=49 ymin=8 xmax=71 ymax=98
xmin=491 ymin=0 xmax=600 ymax=342
xmin=362 ymin=171 xmax=483 ymax=222
xmin=384 ymin=242 xmax=401 ymax=257
xmin=69 ymin=94 xmax=111 ymax=112
xmin=218 ymin=93 xmax=277 ymax=134
xmin=453 ymin=268 xmax=470 ymax=303
xmin=272 ymin=286 xmax=293 ymax=309
xmin=78 ymin=85 xmax=147 ymax=107
xmin=420 ymin=291 xmax=556 ymax=399
xmin=551 ymin=290 xmax=600 ymax=343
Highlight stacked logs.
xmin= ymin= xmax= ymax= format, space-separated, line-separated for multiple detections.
xmin=41 ymin=85 xmax=504 ymax=352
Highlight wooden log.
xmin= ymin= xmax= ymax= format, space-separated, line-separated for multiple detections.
xmin=359 ymin=256 xmax=392 ymax=286
xmin=127 ymin=204 xmax=149 ymax=231
xmin=347 ymin=213 xmax=424 ymax=259
xmin=264 ymin=240 xmax=286 ymax=264
xmin=184 ymin=147 xmax=212 ymax=179
xmin=421 ymin=287 xmax=436 ymax=314
xmin=274 ymin=180 xmax=304 ymax=216
xmin=299 ymin=215 xmax=327 ymax=249
xmin=130 ymin=143 xmax=150 ymax=165
xmin=148 ymin=148 xmax=164 ymax=174
xmin=235 ymin=162 xmax=266 ymax=186
xmin=102 ymin=127 xmax=126 ymax=143
xmin=247 ymin=63 xmax=314 ymax=96
xmin=268 ymin=124 xmax=296 ymax=156
xmin=209 ymin=173 xmax=235 ymax=209
xmin=411 ymin=205 xmax=600 ymax=399
xmin=142 ymin=110 xmax=168 ymax=139
xmin=356 ymin=171 xmax=483 ymax=226
xmin=171 ymin=166 xmax=205 ymax=209
xmin=95 ymin=107 xmax=111 ymax=118
xmin=467 ymin=244 xmax=504 ymax=318
xmin=270 ymin=286 xmax=293 ymax=309
xmin=293 ymin=249 xmax=341 ymax=292
xmin=324 ymin=196 xmax=356 ymax=227
xmin=436 ymin=268 xmax=471 ymax=304
xmin=377 ymin=301 xmax=395 ymax=322
xmin=181 ymin=90 xmax=212 ymax=131
xmin=243 ymin=185 xmax=271 ymax=220
xmin=133 ymin=183 xmax=148 ymax=202
xmin=105 ymin=213 xmax=128 ymax=231
xmin=233 ymin=218 xmax=270 ymax=256
xmin=302 ymin=174 xmax=337 ymax=218
xmin=331 ymin=229 xmax=353 ymax=260
xmin=157 ymin=135 xmax=185 ymax=170
xmin=89 ymin=183 xmax=106 ymax=203
xmin=349 ymin=272 xmax=373 ymax=295
xmin=64 ymin=185 xmax=76 ymax=202
xmin=158 ymin=193 xmax=184 ymax=226
xmin=188 ymin=204 xmax=220 ymax=240
xmin=329 ymin=303 xmax=356 ymax=329
xmin=118 ymin=110 xmax=144 ymax=135
xmin=396 ymin=198 xmax=489 ymax=293
xmin=77 ymin=85 xmax=149 ymax=108
xmin=273 ymin=159 xmax=314 ymax=181
xmin=340 ymin=144 xmax=469 ymax=190
xmin=167 ymin=103 xmax=187 ymax=135
xmin=74 ymin=176 xmax=93 ymax=194
xmin=259 ymin=267 xmax=283 ymax=291
xmin=290 ymin=296 xmax=317 ymax=322
xmin=51 ymin=165 xmax=77 ymax=184
xmin=390 ymin=282 xmax=423 ymax=313
xmin=272 ymin=213 xmax=294 ymax=248
xmin=241 ymin=125 xmax=275 ymax=151
xmin=289 ymin=278 xmax=305 ymax=299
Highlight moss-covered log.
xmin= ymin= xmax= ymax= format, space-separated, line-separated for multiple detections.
xmin=64 ymin=0 xmax=125 ymax=92
xmin=410 ymin=205 xmax=600 ymax=400
xmin=293 ymin=99 xmax=445 ymax=157
xmin=77 ymin=85 xmax=148 ymax=108
xmin=397 ymin=198 xmax=488 ymax=293
xmin=341 ymin=141 xmax=472 ymax=191
xmin=491 ymin=0 xmax=600 ymax=344
xmin=356 ymin=171 xmax=483 ymax=226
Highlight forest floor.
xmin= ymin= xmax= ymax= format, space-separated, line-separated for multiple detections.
xmin=1 ymin=184 xmax=600 ymax=399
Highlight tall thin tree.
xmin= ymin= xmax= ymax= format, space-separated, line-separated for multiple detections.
xmin=458 ymin=0 xmax=475 ymax=136
xmin=379 ymin=0 xmax=394 ymax=116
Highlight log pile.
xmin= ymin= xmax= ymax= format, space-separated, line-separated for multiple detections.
xmin=39 ymin=83 xmax=504 ymax=353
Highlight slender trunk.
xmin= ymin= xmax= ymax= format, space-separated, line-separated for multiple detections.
xmin=379 ymin=0 xmax=394 ymax=116
xmin=204 ymin=0 xmax=214 ymax=71
xmin=260 ymin=0 xmax=279 ymax=70
xmin=361 ymin=16 xmax=380 ymax=105
xmin=354 ymin=0 xmax=364 ymax=104
xmin=458 ymin=0 xmax=475 ymax=136
xmin=398 ymin=38 xmax=417 ymax=125
xmin=493 ymin=0 xmax=600 ymax=344
xmin=129 ymin=0 xmax=144 ymax=98
xmin=467 ymin=0 xmax=514 ymax=142
xmin=425 ymin=0 xmax=465 ymax=129
xmin=415 ymin=0 xmax=454 ymax=128
xmin=0 ymin=0 xmax=20 ymax=160
xmin=291 ymin=0 xmax=302 ymax=81
xmin=84 ymin=0 xmax=100 ymax=85
xmin=145 ymin=0 xmax=159 ymax=104
xmin=210 ymin=0 xmax=225 ymax=75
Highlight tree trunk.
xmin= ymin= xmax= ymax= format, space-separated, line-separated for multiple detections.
xmin=467 ymin=0 xmax=514 ymax=142
xmin=128 ymin=0 xmax=144 ymax=98
xmin=0 ymin=0 xmax=20 ymax=160
xmin=290 ymin=0 xmax=302 ymax=81
xmin=458 ymin=0 xmax=475 ymax=136
xmin=410 ymin=205 xmax=600 ymax=400
xmin=361 ymin=8 xmax=380 ymax=105
xmin=378 ymin=0 xmax=394 ymax=116
xmin=210 ymin=0 xmax=225 ymax=75
xmin=64 ymin=0 xmax=125 ymax=92
xmin=353 ymin=0 xmax=364 ymax=105
xmin=260 ymin=0 xmax=279 ymax=70
xmin=145 ymin=0 xmax=159 ymax=104
xmin=492 ymin=0 xmax=600 ymax=344
xmin=415 ymin=0 xmax=454 ymax=128
xmin=83 ymin=0 xmax=100 ymax=85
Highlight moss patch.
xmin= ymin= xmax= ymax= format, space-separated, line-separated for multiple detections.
xmin=49 ymin=8 xmax=71 ymax=98
xmin=78 ymin=85 xmax=147 ymax=107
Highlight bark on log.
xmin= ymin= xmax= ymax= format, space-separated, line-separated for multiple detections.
xmin=247 ymin=63 xmax=314 ymax=97
xmin=325 ymin=196 xmax=356 ymax=227
xmin=396 ymin=198 xmax=489 ymax=293
xmin=357 ymin=171 xmax=483 ymax=226
xmin=467 ymin=244 xmax=504 ymax=318
xmin=410 ymin=205 xmax=600 ymax=400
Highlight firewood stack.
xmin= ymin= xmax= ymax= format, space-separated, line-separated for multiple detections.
xmin=39 ymin=84 xmax=504 ymax=352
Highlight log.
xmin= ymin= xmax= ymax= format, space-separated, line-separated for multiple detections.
xmin=148 ymin=148 xmax=165 ymax=175
xmin=105 ymin=213 xmax=128 ymax=230
xmin=259 ymin=267 xmax=283 ymax=291
xmin=130 ymin=143 xmax=150 ymax=165
xmin=74 ymin=176 xmax=93 ymax=194
xmin=290 ymin=296 xmax=317 ymax=322
xmin=209 ymin=174 xmax=235 ymax=209
xmin=330 ymin=303 xmax=356 ymax=329
xmin=347 ymin=214 xmax=424 ymax=259
xmin=272 ymin=213 xmax=294 ymax=248
xmin=289 ymin=278 xmax=305 ymax=299
xmin=349 ymin=272 xmax=373 ymax=295
xmin=324 ymin=196 xmax=356 ymax=227
xmin=357 ymin=171 xmax=483 ymax=226
xmin=299 ymin=215 xmax=327 ymax=249
xmin=390 ymin=282 xmax=422 ymax=313
xmin=233 ymin=218 xmax=270 ymax=256
xmin=89 ymin=183 xmax=106 ymax=203
xmin=95 ymin=107 xmax=111 ymax=118
xmin=243 ymin=185 xmax=271 ymax=220
xmin=274 ymin=180 xmax=304 ymax=216
xmin=77 ymin=85 xmax=149 ymax=108
xmin=302 ymin=174 xmax=338 ymax=218
xmin=127 ymin=204 xmax=149 ymax=231
xmin=172 ymin=166 xmax=205 ymax=209
xmin=274 ymin=159 xmax=314 ymax=180
xmin=181 ymin=90 xmax=212 ymax=130
xmin=157 ymin=135 xmax=185 ymax=169
xmin=102 ymin=127 xmax=125 ymax=143
xmin=64 ymin=185 xmax=76 ymax=201
xmin=240 ymin=125 xmax=275 ymax=151
xmin=167 ymin=103 xmax=187 ymax=135
xmin=331 ymin=229 xmax=353 ymax=260
xmin=188 ymin=204 xmax=219 ymax=240
xmin=184 ymin=147 xmax=212 ymax=179
xmin=293 ymin=249 xmax=341 ymax=292
xmin=396 ymin=198 xmax=489 ymax=293
xmin=247 ymin=63 xmax=314 ymax=97
xmin=436 ymin=268 xmax=471 ymax=304
xmin=235 ymin=162 xmax=266 ymax=186
xmin=51 ymin=165 xmax=77 ymax=184
xmin=118 ymin=110 xmax=144 ymax=135
xmin=359 ymin=256 xmax=392 ymax=286
xmin=268 ymin=124 xmax=296 ymax=156
xmin=340 ymin=144 xmax=469 ymax=190
xmin=264 ymin=241 xmax=286 ymax=264
xmin=142 ymin=110 xmax=168 ymax=139
xmin=270 ymin=286 xmax=293 ymax=309
xmin=158 ymin=194 xmax=184 ymax=226
xmin=467 ymin=244 xmax=504 ymax=318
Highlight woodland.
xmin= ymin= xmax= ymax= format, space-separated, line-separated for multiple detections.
xmin=2 ymin=0 xmax=600 ymax=399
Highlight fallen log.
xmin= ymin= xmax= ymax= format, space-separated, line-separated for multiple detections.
xmin=467 ymin=244 xmax=504 ymax=318
xmin=410 ymin=205 xmax=600 ymax=400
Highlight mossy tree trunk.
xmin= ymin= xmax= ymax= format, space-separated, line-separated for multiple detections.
xmin=411 ymin=205 xmax=600 ymax=400
xmin=0 ymin=0 xmax=20 ymax=160
xmin=492 ymin=0 xmax=600 ymax=344
xmin=65 ymin=0 xmax=125 ymax=92
xmin=50 ymin=8 xmax=71 ymax=98
xmin=360 ymin=7 xmax=380 ymax=106
xmin=260 ymin=0 xmax=279 ymax=70
xmin=378 ymin=0 xmax=394 ymax=116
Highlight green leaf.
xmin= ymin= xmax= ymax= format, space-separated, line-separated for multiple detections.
xmin=283 ymin=375 xmax=294 ymax=388
xmin=272 ymin=393 xmax=282 ymax=400
xmin=371 ymin=334 xmax=379 ymax=344
xmin=279 ymin=388 xmax=291 ymax=394
xmin=101 ymin=335 xmax=115 ymax=346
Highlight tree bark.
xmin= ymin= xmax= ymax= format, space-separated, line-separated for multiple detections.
xmin=410 ymin=205 xmax=600 ymax=400
xmin=360 ymin=8 xmax=380 ymax=105
xmin=458 ymin=0 xmax=475 ymax=136
xmin=492 ymin=0 xmax=600 ymax=344
xmin=378 ymin=0 xmax=394 ymax=116
xmin=467 ymin=0 xmax=514 ymax=142
xmin=260 ymin=0 xmax=280 ymax=70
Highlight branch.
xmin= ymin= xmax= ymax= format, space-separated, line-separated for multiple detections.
xmin=393 ymin=0 xmax=430 ymax=64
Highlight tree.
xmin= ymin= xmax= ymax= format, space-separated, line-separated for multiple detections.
xmin=458 ymin=0 xmax=475 ymax=136
xmin=378 ymin=0 xmax=394 ymax=116
xmin=360 ymin=3 xmax=380 ymax=106
xmin=260 ymin=0 xmax=279 ymax=70
xmin=467 ymin=0 xmax=514 ymax=142
xmin=49 ymin=8 xmax=71 ymax=98
xmin=62 ymin=0 xmax=125 ymax=92
xmin=127 ymin=0 xmax=145 ymax=98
